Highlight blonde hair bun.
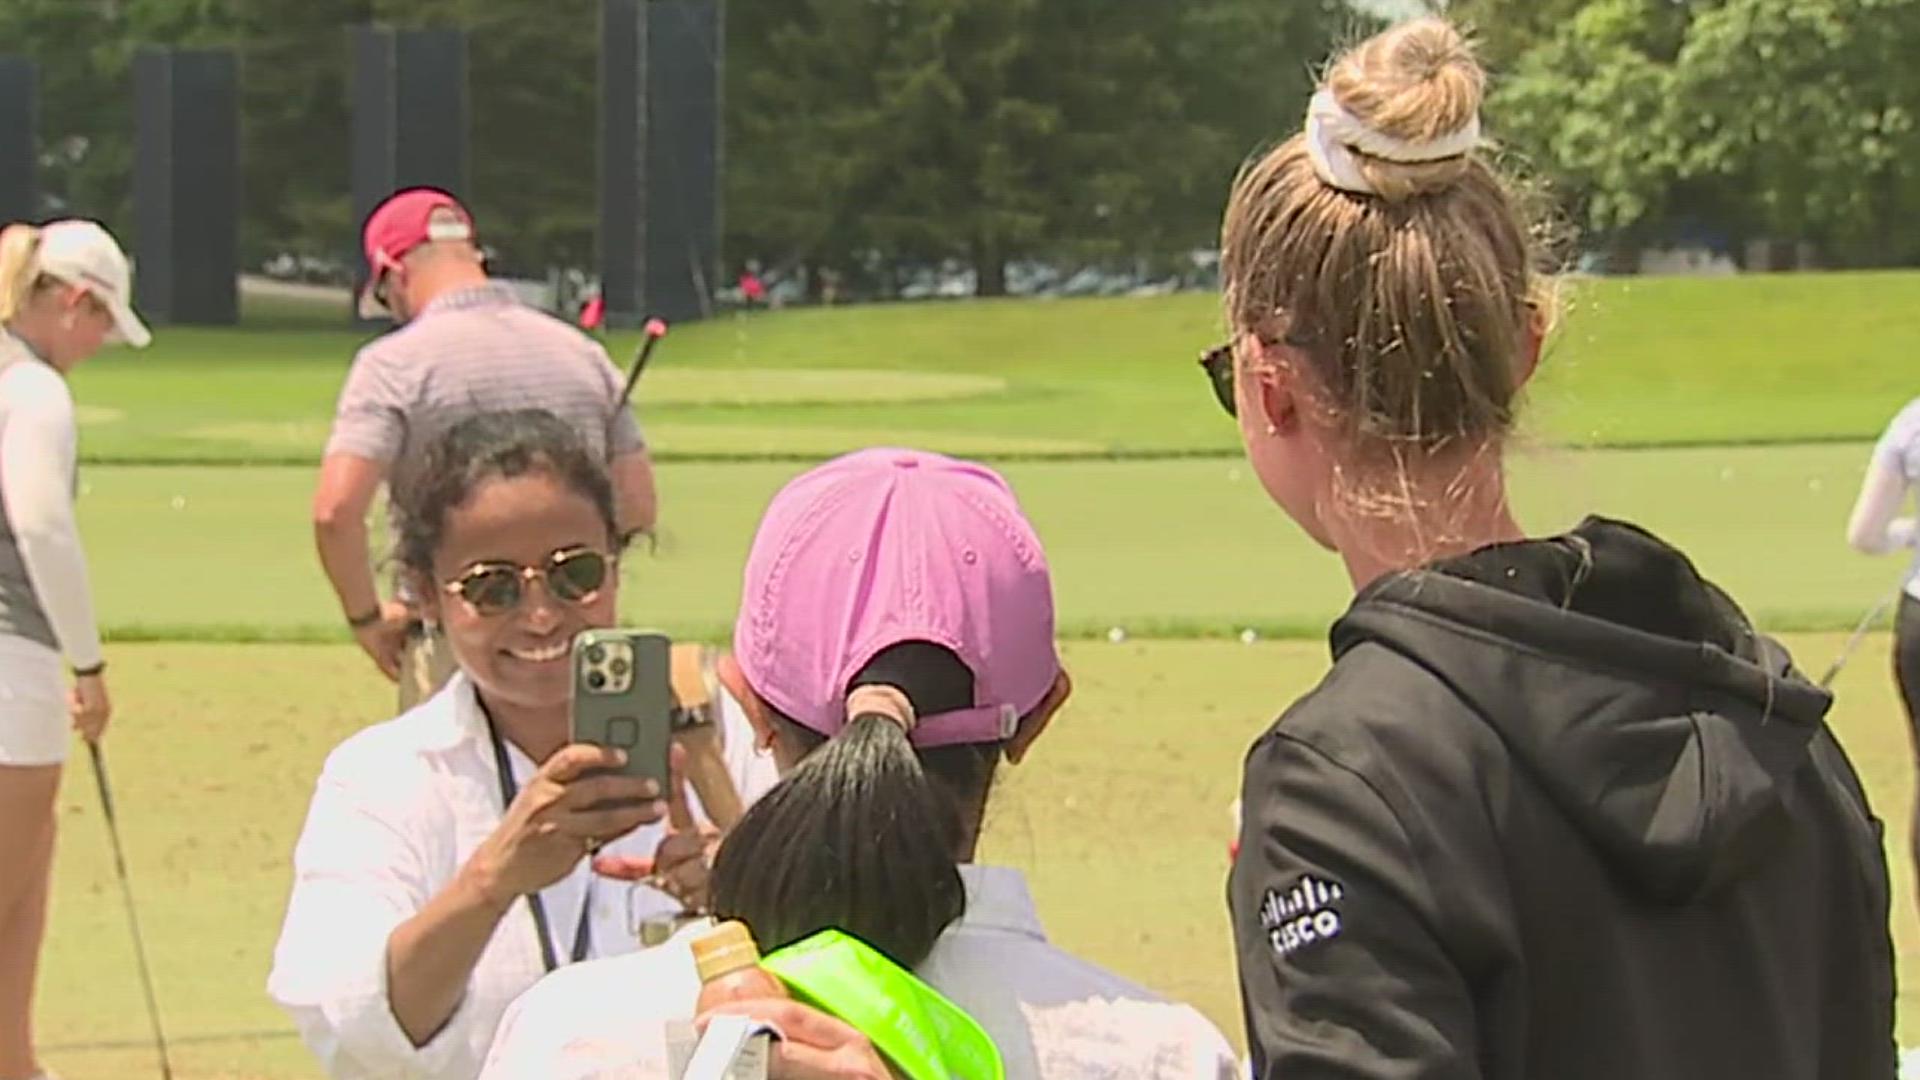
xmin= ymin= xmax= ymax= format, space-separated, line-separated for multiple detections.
xmin=1221 ymin=15 xmax=1540 ymax=462
xmin=1319 ymin=18 xmax=1486 ymax=201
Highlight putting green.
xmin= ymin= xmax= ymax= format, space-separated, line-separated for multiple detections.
xmin=65 ymin=273 xmax=1920 ymax=464
xmin=73 ymin=406 xmax=125 ymax=426
xmin=32 ymin=636 xmax=1920 ymax=1078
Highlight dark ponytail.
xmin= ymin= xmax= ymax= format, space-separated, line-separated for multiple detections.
xmin=709 ymin=643 xmax=999 ymax=969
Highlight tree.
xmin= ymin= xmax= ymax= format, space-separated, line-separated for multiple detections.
xmin=1489 ymin=0 xmax=1691 ymax=250
xmin=1 ymin=0 xmax=142 ymax=231
xmin=1450 ymin=0 xmax=1609 ymax=66
xmin=374 ymin=0 xmax=598 ymax=274
xmin=1482 ymin=0 xmax=1920 ymax=265
xmin=1671 ymin=0 xmax=1920 ymax=265
xmin=723 ymin=0 xmax=1346 ymax=294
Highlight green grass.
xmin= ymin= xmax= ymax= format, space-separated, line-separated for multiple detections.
xmin=33 ymin=636 xmax=1920 ymax=1079
xmin=28 ymin=276 xmax=1920 ymax=1076
xmin=66 ymin=271 xmax=1920 ymax=463
xmin=74 ymin=442 xmax=1909 ymax=643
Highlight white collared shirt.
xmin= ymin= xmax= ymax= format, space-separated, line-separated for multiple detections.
xmin=267 ymin=673 xmax=777 ymax=1080
xmin=479 ymin=864 xmax=1240 ymax=1080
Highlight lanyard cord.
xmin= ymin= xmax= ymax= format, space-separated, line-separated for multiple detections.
xmin=480 ymin=702 xmax=592 ymax=972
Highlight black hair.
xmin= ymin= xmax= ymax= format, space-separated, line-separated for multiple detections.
xmin=709 ymin=641 xmax=1004 ymax=968
xmin=394 ymin=408 xmax=618 ymax=578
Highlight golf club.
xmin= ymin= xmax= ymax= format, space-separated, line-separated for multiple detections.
xmin=1819 ymin=585 xmax=1903 ymax=690
xmin=86 ymin=740 xmax=175 ymax=1080
xmin=618 ymin=317 xmax=670 ymax=408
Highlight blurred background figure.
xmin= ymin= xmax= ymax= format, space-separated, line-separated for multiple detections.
xmin=313 ymin=188 xmax=659 ymax=709
xmin=0 ymin=219 xmax=150 ymax=1080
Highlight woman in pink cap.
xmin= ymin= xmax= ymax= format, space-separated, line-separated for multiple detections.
xmin=0 ymin=219 xmax=150 ymax=1080
xmin=482 ymin=447 xmax=1237 ymax=1080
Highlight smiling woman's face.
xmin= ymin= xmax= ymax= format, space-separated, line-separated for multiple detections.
xmin=422 ymin=470 xmax=619 ymax=715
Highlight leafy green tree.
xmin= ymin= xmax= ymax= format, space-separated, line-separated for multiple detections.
xmin=724 ymin=0 xmax=1345 ymax=294
xmin=1671 ymin=0 xmax=1920 ymax=264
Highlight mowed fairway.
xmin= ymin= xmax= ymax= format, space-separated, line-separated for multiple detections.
xmin=77 ymin=442 xmax=1908 ymax=642
xmin=33 ymin=636 xmax=1920 ymax=1079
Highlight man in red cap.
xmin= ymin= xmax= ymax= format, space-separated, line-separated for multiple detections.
xmin=314 ymin=188 xmax=660 ymax=708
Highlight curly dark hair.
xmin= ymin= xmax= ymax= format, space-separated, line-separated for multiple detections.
xmin=394 ymin=409 xmax=619 ymax=578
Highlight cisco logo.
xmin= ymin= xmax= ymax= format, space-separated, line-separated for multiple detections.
xmin=1260 ymin=874 xmax=1345 ymax=958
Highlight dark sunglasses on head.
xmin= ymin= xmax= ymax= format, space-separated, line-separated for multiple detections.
xmin=1199 ymin=342 xmax=1236 ymax=418
xmin=443 ymin=546 xmax=612 ymax=617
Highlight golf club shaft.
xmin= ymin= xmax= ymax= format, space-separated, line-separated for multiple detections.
xmin=618 ymin=331 xmax=665 ymax=408
xmin=88 ymin=741 xmax=175 ymax=1080
xmin=1819 ymin=586 xmax=1903 ymax=690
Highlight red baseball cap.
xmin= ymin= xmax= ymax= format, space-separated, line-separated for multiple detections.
xmin=358 ymin=188 xmax=475 ymax=318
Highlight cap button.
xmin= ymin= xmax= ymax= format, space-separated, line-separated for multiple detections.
xmin=894 ymin=455 xmax=920 ymax=469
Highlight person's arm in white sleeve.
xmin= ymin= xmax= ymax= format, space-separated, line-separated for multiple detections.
xmin=1847 ymin=455 xmax=1916 ymax=555
xmin=0 ymin=367 xmax=103 ymax=669
xmin=268 ymin=757 xmax=506 ymax=1080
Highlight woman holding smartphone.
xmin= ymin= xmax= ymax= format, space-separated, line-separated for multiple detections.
xmin=0 ymin=219 xmax=150 ymax=1080
xmin=269 ymin=409 xmax=764 ymax=1080
xmin=482 ymin=448 xmax=1238 ymax=1080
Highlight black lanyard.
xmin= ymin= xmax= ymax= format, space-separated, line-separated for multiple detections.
xmin=481 ymin=706 xmax=592 ymax=973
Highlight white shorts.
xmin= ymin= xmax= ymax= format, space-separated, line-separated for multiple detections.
xmin=0 ymin=636 xmax=67 ymax=766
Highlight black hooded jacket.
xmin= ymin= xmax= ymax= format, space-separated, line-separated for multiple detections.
xmin=1230 ymin=518 xmax=1895 ymax=1079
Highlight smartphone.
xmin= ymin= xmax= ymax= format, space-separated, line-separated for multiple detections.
xmin=570 ymin=629 xmax=673 ymax=792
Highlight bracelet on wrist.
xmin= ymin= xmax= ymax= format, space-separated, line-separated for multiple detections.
xmin=72 ymin=661 xmax=106 ymax=677
xmin=346 ymin=606 xmax=383 ymax=629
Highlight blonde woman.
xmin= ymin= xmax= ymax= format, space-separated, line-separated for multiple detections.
xmin=1215 ymin=20 xmax=1894 ymax=1079
xmin=0 ymin=219 xmax=150 ymax=1080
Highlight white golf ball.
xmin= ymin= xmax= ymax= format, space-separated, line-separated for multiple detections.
xmin=170 ymin=495 xmax=187 ymax=511
xmin=1240 ymin=628 xmax=1259 ymax=645
xmin=1107 ymin=626 xmax=1128 ymax=644
xmin=1808 ymin=477 xmax=1823 ymax=492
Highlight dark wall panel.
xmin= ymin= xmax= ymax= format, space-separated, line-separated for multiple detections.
xmin=598 ymin=0 xmax=646 ymax=325
xmin=133 ymin=48 xmax=239 ymax=325
xmin=600 ymin=0 xmax=722 ymax=326
xmin=0 ymin=57 xmax=35 ymax=226
xmin=644 ymin=0 xmax=722 ymax=324
xmin=351 ymin=26 xmax=469 ymax=319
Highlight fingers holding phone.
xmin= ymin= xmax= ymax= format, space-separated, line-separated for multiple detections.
xmin=468 ymin=744 xmax=667 ymax=905
xmin=593 ymin=737 xmax=721 ymax=912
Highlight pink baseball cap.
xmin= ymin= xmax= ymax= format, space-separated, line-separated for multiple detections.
xmin=734 ymin=448 xmax=1062 ymax=747
xmin=358 ymin=188 xmax=475 ymax=317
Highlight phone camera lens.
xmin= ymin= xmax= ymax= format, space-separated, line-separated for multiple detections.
xmin=586 ymin=645 xmax=606 ymax=664
xmin=610 ymin=658 xmax=630 ymax=677
xmin=586 ymin=671 xmax=607 ymax=691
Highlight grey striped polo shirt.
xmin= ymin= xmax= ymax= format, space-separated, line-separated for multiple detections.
xmin=325 ymin=284 xmax=645 ymax=516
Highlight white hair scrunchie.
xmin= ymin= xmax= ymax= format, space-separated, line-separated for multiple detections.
xmin=845 ymin=683 xmax=918 ymax=734
xmin=1304 ymin=88 xmax=1482 ymax=197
